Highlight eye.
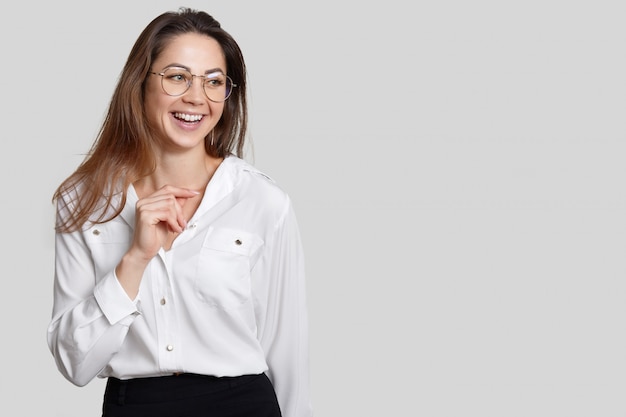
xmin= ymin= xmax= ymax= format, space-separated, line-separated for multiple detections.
xmin=204 ymin=73 xmax=226 ymax=88
xmin=164 ymin=69 xmax=190 ymax=84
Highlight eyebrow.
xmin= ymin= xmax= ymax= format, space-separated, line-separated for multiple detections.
xmin=163 ymin=63 xmax=225 ymax=75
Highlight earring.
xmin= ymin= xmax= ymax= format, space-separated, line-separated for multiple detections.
xmin=211 ymin=131 xmax=214 ymax=147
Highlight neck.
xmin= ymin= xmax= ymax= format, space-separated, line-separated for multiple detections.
xmin=136 ymin=151 xmax=224 ymax=196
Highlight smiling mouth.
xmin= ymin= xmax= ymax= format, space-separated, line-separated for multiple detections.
xmin=174 ymin=112 xmax=204 ymax=122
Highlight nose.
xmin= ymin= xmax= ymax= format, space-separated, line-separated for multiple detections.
xmin=183 ymin=75 xmax=207 ymax=103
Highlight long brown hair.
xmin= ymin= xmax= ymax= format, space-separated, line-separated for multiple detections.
xmin=53 ymin=8 xmax=248 ymax=232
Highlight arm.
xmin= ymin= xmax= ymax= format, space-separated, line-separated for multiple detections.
xmin=253 ymin=199 xmax=313 ymax=417
xmin=46 ymin=185 xmax=198 ymax=386
xmin=46 ymin=198 xmax=140 ymax=387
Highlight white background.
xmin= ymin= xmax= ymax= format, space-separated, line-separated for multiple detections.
xmin=1 ymin=1 xmax=625 ymax=416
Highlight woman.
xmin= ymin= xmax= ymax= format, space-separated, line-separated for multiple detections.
xmin=47 ymin=8 xmax=312 ymax=417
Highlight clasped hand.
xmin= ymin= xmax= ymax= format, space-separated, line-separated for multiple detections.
xmin=130 ymin=185 xmax=200 ymax=260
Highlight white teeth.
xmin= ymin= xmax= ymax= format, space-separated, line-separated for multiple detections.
xmin=174 ymin=112 xmax=203 ymax=122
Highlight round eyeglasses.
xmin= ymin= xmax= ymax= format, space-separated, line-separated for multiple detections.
xmin=149 ymin=67 xmax=236 ymax=102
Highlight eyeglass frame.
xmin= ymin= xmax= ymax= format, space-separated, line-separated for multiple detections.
xmin=148 ymin=66 xmax=237 ymax=102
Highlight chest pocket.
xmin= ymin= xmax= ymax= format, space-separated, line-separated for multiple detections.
xmin=195 ymin=227 xmax=264 ymax=309
xmin=84 ymin=222 xmax=132 ymax=279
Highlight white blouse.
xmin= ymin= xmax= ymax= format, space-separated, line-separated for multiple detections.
xmin=47 ymin=155 xmax=312 ymax=417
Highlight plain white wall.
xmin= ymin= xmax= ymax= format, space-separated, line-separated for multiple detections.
xmin=1 ymin=0 xmax=625 ymax=416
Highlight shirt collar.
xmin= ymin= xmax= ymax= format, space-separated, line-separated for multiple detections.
xmin=118 ymin=154 xmax=248 ymax=228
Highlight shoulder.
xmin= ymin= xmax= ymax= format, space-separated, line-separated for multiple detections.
xmin=226 ymin=155 xmax=274 ymax=181
xmin=227 ymin=155 xmax=294 ymax=219
xmin=54 ymin=178 xmax=125 ymax=231
xmin=227 ymin=156 xmax=283 ymax=193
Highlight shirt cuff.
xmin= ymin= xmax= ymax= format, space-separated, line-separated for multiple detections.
xmin=94 ymin=270 xmax=141 ymax=326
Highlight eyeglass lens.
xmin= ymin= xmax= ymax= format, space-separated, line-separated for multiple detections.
xmin=160 ymin=67 xmax=233 ymax=102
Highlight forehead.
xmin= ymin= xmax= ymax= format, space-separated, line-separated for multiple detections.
xmin=155 ymin=33 xmax=226 ymax=71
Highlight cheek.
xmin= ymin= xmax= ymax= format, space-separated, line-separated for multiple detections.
xmin=144 ymin=93 xmax=171 ymax=123
xmin=210 ymin=102 xmax=225 ymax=120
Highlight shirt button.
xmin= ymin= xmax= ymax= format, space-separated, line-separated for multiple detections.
xmin=92 ymin=229 xmax=100 ymax=236
xmin=166 ymin=345 xmax=174 ymax=352
xmin=160 ymin=298 xmax=166 ymax=305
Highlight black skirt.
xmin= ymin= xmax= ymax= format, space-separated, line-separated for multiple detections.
xmin=102 ymin=373 xmax=282 ymax=417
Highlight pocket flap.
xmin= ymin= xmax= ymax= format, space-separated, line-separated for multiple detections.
xmin=202 ymin=227 xmax=264 ymax=256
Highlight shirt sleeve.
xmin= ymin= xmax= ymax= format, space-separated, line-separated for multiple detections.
xmin=252 ymin=198 xmax=313 ymax=417
xmin=46 ymin=197 xmax=140 ymax=387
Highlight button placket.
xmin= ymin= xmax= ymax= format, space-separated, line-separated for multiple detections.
xmin=153 ymin=253 xmax=178 ymax=369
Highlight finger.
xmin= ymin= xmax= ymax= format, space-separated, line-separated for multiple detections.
xmin=137 ymin=194 xmax=186 ymax=232
xmin=153 ymin=185 xmax=201 ymax=199
xmin=161 ymin=195 xmax=187 ymax=232
xmin=157 ymin=206 xmax=186 ymax=233
xmin=137 ymin=186 xmax=201 ymax=230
